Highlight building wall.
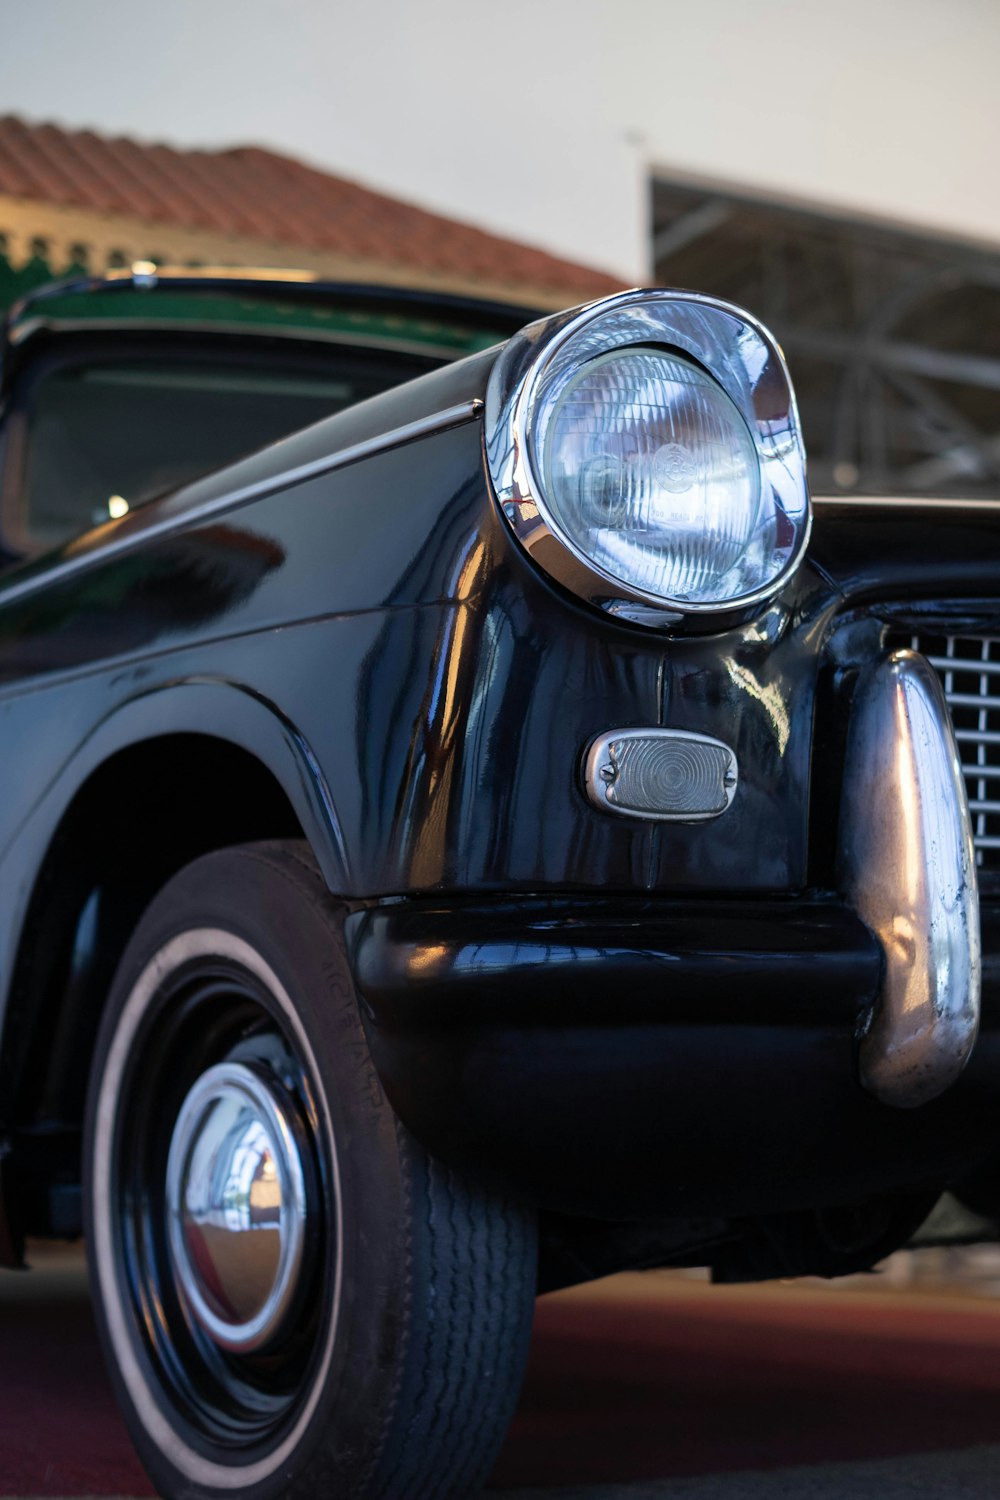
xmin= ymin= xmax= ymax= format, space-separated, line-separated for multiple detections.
xmin=0 ymin=195 xmax=585 ymax=310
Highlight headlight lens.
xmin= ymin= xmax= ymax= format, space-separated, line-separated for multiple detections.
xmin=535 ymin=346 xmax=762 ymax=605
xmin=485 ymin=290 xmax=810 ymax=628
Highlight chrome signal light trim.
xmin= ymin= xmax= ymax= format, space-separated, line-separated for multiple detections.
xmin=584 ymin=727 xmax=738 ymax=822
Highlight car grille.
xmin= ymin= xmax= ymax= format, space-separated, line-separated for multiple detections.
xmin=894 ymin=629 xmax=1000 ymax=870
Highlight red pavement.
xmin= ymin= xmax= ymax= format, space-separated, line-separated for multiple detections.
xmin=5 ymin=1252 xmax=1000 ymax=1496
xmin=493 ymin=1276 xmax=1000 ymax=1488
xmin=0 ymin=1259 xmax=152 ymax=1496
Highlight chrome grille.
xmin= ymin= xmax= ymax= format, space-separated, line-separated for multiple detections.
xmin=896 ymin=631 xmax=1000 ymax=869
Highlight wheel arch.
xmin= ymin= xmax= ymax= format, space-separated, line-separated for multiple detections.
xmin=0 ymin=679 xmax=352 ymax=1233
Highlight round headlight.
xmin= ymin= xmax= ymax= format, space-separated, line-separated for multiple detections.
xmin=535 ymin=346 xmax=762 ymax=606
xmin=485 ymin=290 xmax=811 ymax=629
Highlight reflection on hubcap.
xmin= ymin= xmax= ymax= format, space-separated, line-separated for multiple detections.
xmin=165 ymin=1062 xmax=309 ymax=1352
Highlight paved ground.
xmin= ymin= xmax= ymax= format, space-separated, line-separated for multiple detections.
xmin=4 ymin=1245 xmax=1000 ymax=1496
xmin=492 ymin=1447 xmax=1000 ymax=1498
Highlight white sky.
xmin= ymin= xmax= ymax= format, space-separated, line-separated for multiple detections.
xmin=2 ymin=0 xmax=998 ymax=280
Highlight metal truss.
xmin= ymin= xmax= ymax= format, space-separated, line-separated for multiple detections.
xmin=651 ymin=180 xmax=1000 ymax=498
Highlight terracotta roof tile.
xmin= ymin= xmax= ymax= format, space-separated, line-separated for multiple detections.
xmin=0 ymin=116 xmax=623 ymax=299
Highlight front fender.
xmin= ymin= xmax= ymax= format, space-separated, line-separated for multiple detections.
xmin=0 ymin=676 xmax=349 ymax=1031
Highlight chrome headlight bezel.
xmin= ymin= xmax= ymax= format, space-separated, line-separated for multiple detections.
xmin=484 ymin=289 xmax=811 ymax=630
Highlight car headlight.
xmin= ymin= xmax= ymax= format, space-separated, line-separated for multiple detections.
xmin=485 ymin=290 xmax=810 ymax=629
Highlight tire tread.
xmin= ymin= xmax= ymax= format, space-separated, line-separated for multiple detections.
xmin=85 ymin=839 xmax=536 ymax=1500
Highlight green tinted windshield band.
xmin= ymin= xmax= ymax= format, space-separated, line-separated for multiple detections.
xmin=8 ymin=290 xmax=505 ymax=356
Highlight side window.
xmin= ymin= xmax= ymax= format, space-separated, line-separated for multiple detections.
xmin=13 ymin=355 xmax=356 ymax=552
xmin=1 ymin=339 xmax=434 ymax=557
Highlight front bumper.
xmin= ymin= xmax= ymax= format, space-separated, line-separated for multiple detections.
xmin=349 ymin=644 xmax=989 ymax=1221
xmin=347 ymin=895 xmax=1000 ymax=1220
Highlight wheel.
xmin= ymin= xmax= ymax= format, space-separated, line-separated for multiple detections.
xmin=83 ymin=841 xmax=537 ymax=1500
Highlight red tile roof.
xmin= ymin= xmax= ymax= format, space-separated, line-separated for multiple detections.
xmin=0 ymin=115 xmax=624 ymax=300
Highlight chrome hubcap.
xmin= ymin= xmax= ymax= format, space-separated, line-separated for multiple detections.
xmin=165 ymin=1061 xmax=310 ymax=1352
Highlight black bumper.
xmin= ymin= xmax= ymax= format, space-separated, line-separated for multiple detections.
xmin=346 ymin=895 xmax=1000 ymax=1219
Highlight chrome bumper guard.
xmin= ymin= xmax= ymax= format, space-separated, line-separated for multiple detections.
xmin=838 ymin=650 xmax=981 ymax=1108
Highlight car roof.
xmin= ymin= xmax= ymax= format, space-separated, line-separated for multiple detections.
xmin=2 ymin=264 xmax=542 ymax=371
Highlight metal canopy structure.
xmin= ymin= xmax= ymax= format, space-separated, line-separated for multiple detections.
xmin=651 ymin=179 xmax=1000 ymax=499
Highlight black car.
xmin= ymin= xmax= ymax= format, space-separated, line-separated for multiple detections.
xmin=0 ymin=267 xmax=994 ymax=1500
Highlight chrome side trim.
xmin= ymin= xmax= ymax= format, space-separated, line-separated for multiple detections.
xmin=838 ymin=650 xmax=980 ymax=1108
xmin=0 ymin=400 xmax=482 ymax=611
